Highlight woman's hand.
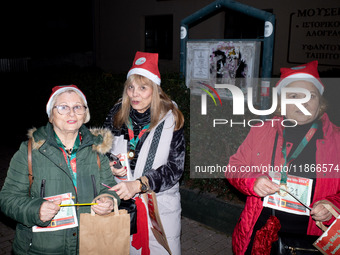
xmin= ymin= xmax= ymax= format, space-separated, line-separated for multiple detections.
xmin=109 ymin=154 xmax=127 ymax=177
xmin=39 ymin=199 xmax=61 ymax=222
xmin=91 ymin=197 xmax=114 ymax=216
xmin=253 ymin=176 xmax=280 ymax=197
xmin=110 ymin=181 xmax=140 ymax=200
xmin=311 ymin=200 xmax=333 ymax=222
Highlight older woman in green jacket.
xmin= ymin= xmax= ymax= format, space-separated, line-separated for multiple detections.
xmin=0 ymin=85 xmax=119 ymax=255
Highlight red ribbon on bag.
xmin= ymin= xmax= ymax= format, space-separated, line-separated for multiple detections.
xmin=132 ymin=197 xmax=150 ymax=255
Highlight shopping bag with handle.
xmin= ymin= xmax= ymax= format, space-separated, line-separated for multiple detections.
xmin=314 ymin=202 xmax=340 ymax=255
xmin=79 ymin=194 xmax=130 ymax=255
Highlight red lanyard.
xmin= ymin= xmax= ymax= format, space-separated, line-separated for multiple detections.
xmin=127 ymin=118 xmax=150 ymax=159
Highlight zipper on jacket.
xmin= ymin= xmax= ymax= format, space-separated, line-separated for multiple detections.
xmin=40 ymin=179 xmax=46 ymax=198
xmin=91 ymin=175 xmax=98 ymax=198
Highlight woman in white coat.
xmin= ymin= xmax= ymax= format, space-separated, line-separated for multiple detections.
xmin=103 ymin=51 xmax=185 ymax=255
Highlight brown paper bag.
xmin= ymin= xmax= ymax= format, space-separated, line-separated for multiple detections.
xmin=79 ymin=194 xmax=130 ymax=255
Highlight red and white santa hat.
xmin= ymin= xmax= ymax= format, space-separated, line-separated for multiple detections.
xmin=127 ymin=51 xmax=161 ymax=85
xmin=46 ymin=85 xmax=87 ymax=117
xmin=276 ymin=60 xmax=324 ymax=95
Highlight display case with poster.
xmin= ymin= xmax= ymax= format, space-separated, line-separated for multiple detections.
xmin=186 ymin=40 xmax=261 ymax=101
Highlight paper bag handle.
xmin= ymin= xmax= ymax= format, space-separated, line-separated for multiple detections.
xmin=91 ymin=193 xmax=119 ymax=216
xmin=316 ymin=203 xmax=340 ymax=232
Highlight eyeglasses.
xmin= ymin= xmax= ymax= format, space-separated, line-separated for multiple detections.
xmin=53 ymin=105 xmax=87 ymax=115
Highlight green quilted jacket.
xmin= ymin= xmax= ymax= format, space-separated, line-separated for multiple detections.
xmin=0 ymin=123 xmax=119 ymax=255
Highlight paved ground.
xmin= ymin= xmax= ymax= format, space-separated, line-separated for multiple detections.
xmin=0 ymin=145 xmax=233 ymax=255
xmin=0 ymin=216 xmax=232 ymax=255
xmin=181 ymin=217 xmax=232 ymax=255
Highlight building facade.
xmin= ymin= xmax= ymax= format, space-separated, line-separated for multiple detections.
xmin=94 ymin=0 xmax=340 ymax=76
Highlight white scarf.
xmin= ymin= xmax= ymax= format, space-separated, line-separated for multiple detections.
xmin=111 ymin=110 xmax=174 ymax=181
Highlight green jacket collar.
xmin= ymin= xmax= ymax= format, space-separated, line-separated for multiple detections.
xmin=28 ymin=122 xmax=113 ymax=154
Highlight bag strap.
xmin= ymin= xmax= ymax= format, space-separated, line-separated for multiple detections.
xmin=316 ymin=203 xmax=340 ymax=232
xmin=270 ymin=132 xmax=278 ymax=217
xmin=142 ymin=120 xmax=165 ymax=174
xmin=271 ymin=132 xmax=279 ymax=167
xmin=28 ymin=138 xmax=34 ymax=196
xmin=96 ymin=153 xmax=101 ymax=169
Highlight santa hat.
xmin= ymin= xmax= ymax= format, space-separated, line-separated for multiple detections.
xmin=276 ymin=60 xmax=324 ymax=95
xmin=46 ymin=85 xmax=87 ymax=117
xmin=127 ymin=51 xmax=161 ymax=85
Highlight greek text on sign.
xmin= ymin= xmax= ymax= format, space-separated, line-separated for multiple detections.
xmin=288 ymin=7 xmax=340 ymax=66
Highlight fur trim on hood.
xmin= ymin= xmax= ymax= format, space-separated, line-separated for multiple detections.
xmin=27 ymin=127 xmax=113 ymax=154
xmin=90 ymin=128 xmax=113 ymax=154
xmin=27 ymin=127 xmax=42 ymax=150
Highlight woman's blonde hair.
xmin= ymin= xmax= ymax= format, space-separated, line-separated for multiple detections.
xmin=114 ymin=75 xmax=184 ymax=131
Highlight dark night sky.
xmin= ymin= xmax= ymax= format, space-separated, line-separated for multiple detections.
xmin=0 ymin=1 xmax=93 ymax=58
xmin=0 ymin=1 xmax=95 ymax=145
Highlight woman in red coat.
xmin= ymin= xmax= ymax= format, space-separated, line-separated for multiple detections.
xmin=226 ymin=61 xmax=340 ymax=254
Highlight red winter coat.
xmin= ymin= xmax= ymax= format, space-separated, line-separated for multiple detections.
xmin=226 ymin=113 xmax=340 ymax=255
